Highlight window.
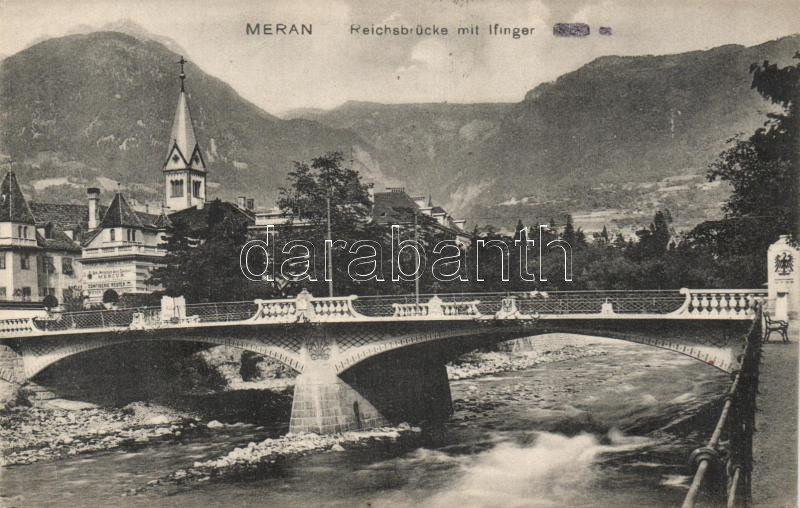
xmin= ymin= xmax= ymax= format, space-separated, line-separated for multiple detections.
xmin=41 ymin=287 xmax=55 ymax=297
xmin=0 ymin=253 xmax=5 ymax=270
xmin=170 ymin=179 xmax=184 ymax=198
xmin=0 ymin=288 xmax=6 ymax=299
xmin=17 ymin=226 xmax=22 ymax=238
xmin=110 ymin=229 xmax=116 ymax=241
xmin=62 ymin=257 xmax=74 ymax=275
xmin=20 ymin=253 xmax=30 ymax=270
xmin=23 ymin=226 xmax=28 ymax=238
xmin=193 ymin=180 xmax=201 ymax=198
xmin=21 ymin=287 xmax=31 ymax=301
xmin=41 ymin=256 xmax=55 ymax=274
xmin=126 ymin=229 xmax=137 ymax=242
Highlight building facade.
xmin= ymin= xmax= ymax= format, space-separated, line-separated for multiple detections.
xmin=0 ymin=63 xmax=209 ymax=306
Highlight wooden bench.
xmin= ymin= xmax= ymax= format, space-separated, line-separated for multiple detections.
xmin=764 ymin=313 xmax=790 ymax=343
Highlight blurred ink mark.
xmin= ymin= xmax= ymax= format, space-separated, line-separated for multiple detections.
xmin=553 ymin=23 xmax=590 ymax=37
xmin=599 ymin=26 xmax=613 ymax=36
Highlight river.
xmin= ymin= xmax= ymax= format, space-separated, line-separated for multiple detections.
xmin=0 ymin=335 xmax=728 ymax=507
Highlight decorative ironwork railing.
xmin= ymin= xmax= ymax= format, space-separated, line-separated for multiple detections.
xmin=681 ymin=305 xmax=762 ymax=508
xmin=0 ymin=288 xmax=768 ymax=338
xmin=0 ymin=317 xmax=38 ymax=335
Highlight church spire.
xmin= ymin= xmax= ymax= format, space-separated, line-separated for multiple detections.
xmin=163 ymin=56 xmax=205 ymax=173
xmin=163 ymin=57 xmax=207 ymax=212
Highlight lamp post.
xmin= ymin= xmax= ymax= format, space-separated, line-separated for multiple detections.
xmin=414 ymin=209 xmax=420 ymax=304
xmin=326 ymin=191 xmax=333 ymax=297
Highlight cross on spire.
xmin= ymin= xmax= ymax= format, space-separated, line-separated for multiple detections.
xmin=177 ymin=56 xmax=187 ymax=92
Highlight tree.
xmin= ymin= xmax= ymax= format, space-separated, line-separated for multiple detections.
xmin=43 ymin=294 xmax=58 ymax=310
xmin=275 ymin=152 xmax=378 ymax=295
xmin=148 ymin=219 xmax=196 ymax=299
xmin=562 ymin=214 xmax=577 ymax=245
xmin=149 ymin=199 xmax=273 ymax=303
xmin=595 ymin=225 xmax=610 ymax=245
xmin=700 ymin=53 xmax=798 ymax=253
xmin=629 ymin=210 xmax=672 ymax=260
xmin=277 ymin=152 xmax=372 ymax=230
xmin=102 ymin=289 xmax=119 ymax=305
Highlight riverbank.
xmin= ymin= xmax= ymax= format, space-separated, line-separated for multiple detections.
xmin=1 ymin=336 xmax=607 ymax=468
xmin=0 ymin=401 xmax=197 ymax=466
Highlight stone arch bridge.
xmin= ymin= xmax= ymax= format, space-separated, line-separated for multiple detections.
xmin=0 ymin=288 xmax=764 ymax=434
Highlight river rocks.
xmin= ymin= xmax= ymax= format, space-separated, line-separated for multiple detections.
xmin=145 ymin=415 xmax=172 ymax=425
xmin=447 ymin=345 xmax=608 ymax=381
xmin=0 ymin=402 xmax=196 ymax=467
xmin=206 ymin=420 xmax=224 ymax=429
xmin=154 ymin=427 xmax=421 ymax=487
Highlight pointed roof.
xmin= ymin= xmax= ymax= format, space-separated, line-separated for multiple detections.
xmin=0 ymin=171 xmax=36 ymax=224
xmin=167 ymin=92 xmax=197 ymax=159
xmin=153 ymin=209 xmax=173 ymax=229
xmin=100 ymin=193 xmax=145 ymax=229
xmin=164 ymin=68 xmax=206 ymax=172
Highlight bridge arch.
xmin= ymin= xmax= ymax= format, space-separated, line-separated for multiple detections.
xmin=17 ymin=333 xmax=304 ymax=383
xmin=333 ymin=324 xmax=743 ymax=377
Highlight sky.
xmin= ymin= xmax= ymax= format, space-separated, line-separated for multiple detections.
xmin=1 ymin=0 xmax=798 ymax=115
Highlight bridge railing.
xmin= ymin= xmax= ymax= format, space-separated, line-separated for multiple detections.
xmin=30 ymin=301 xmax=261 ymax=332
xmin=1 ymin=288 xmax=768 ymax=336
xmin=675 ymin=289 xmax=763 ymax=318
xmin=681 ymin=304 xmax=762 ymax=508
xmin=33 ymin=307 xmax=157 ymax=332
xmin=351 ymin=290 xmax=693 ymax=317
xmin=352 ymin=289 xmax=766 ymax=318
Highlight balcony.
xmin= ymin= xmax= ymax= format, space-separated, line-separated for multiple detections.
xmin=82 ymin=243 xmax=166 ymax=259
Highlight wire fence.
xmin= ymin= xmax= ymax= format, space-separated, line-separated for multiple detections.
xmin=681 ymin=304 xmax=762 ymax=508
xmin=33 ymin=301 xmax=259 ymax=332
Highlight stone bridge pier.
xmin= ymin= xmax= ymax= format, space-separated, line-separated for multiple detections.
xmin=286 ymin=323 xmax=530 ymax=434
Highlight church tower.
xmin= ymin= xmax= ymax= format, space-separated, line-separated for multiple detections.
xmin=163 ymin=57 xmax=206 ymax=212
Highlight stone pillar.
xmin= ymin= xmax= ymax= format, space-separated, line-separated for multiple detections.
xmin=0 ymin=344 xmax=24 ymax=408
xmin=289 ymin=329 xmax=387 ymax=434
xmin=767 ymin=235 xmax=800 ymax=321
xmin=288 ymin=333 xmax=455 ymax=434
xmin=289 ymin=367 xmax=388 ymax=434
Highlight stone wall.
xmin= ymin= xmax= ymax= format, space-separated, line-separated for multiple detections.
xmin=0 ymin=344 xmax=23 ymax=407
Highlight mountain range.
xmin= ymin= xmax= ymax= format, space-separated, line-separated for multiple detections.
xmin=1 ymin=26 xmax=797 ymax=232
